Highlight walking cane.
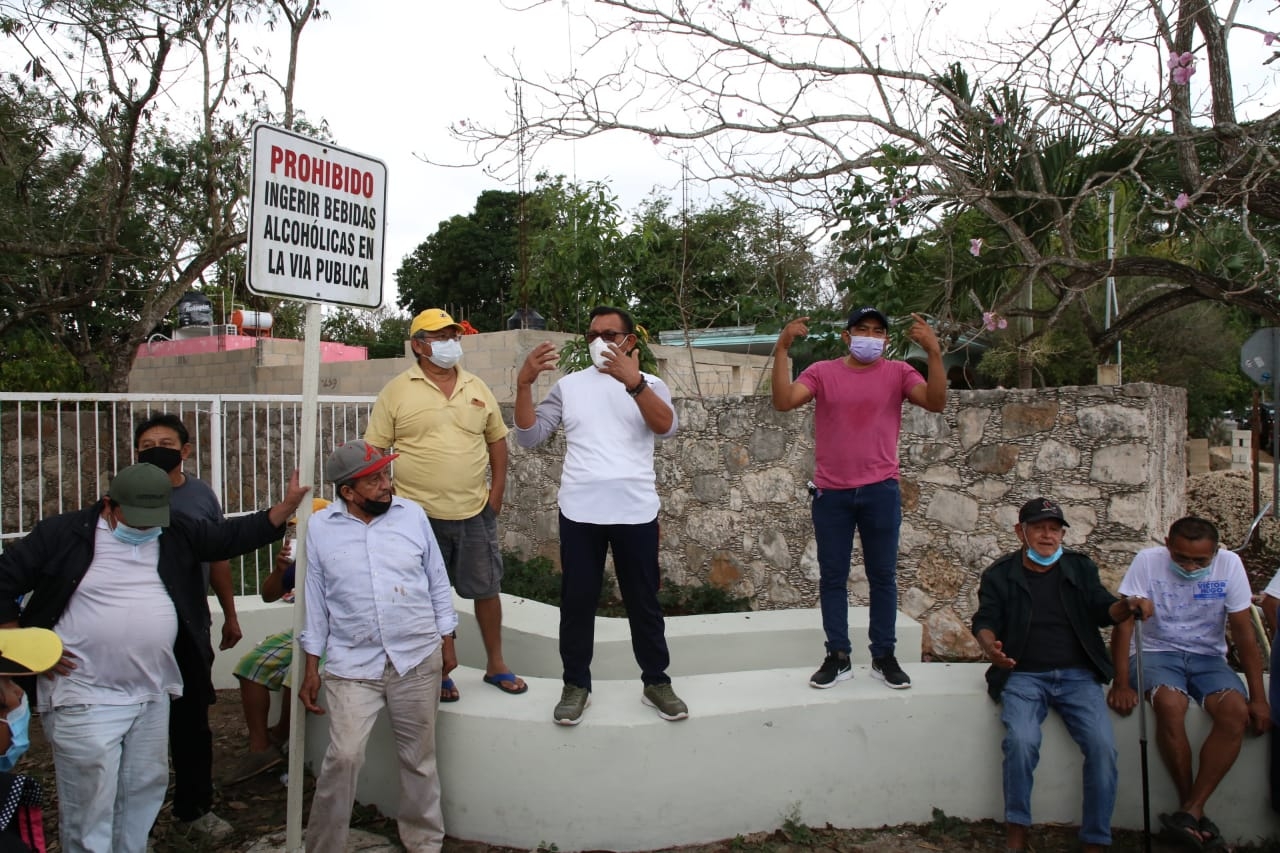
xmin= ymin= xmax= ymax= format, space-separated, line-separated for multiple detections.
xmin=1134 ymin=611 xmax=1152 ymax=853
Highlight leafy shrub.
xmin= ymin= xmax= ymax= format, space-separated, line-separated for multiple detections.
xmin=501 ymin=551 xmax=752 ymax=616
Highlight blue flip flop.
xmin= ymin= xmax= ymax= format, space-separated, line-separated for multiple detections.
xmin=483 ymin=672 xmax=529 ymax=695
xmin=440 ymin=677 xmax=460 ymax=703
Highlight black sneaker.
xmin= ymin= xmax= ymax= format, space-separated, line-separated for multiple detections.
xmin=809 ymin=652 xmax=852 ymax=689
xmin=871 ymin=654 xmax=912 ymax=689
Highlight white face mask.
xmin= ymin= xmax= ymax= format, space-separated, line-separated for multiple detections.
xmin=426 ymin=338 xmax=462 ymax=369
xmin=589 ymin=337 xmax=614 ymax=370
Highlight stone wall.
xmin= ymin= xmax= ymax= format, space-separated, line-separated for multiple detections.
xmin=9 ymin=379 xmax=1186 ymax=659
xmin=499 ymin=382 xmax=1187 ymax=660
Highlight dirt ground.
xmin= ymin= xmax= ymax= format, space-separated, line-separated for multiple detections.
xmin=11 ymin=687 xmax=1275 ymax=853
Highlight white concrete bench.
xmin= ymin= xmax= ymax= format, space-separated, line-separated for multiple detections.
xmin=214 ymin=596 xmax=1280 ymax=850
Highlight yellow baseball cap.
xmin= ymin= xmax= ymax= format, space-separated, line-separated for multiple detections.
xmin=410 ymin=309 xmax=463 ymax=336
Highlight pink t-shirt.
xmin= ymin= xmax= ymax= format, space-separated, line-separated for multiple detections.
xmin=796 ymin=357 xmax=925 ymax=489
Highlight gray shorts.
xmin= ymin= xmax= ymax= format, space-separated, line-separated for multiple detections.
xmin=429 ymin=505 xmax=503 ymax=599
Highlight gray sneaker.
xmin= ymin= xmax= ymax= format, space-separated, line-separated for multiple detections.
xmin=553 ymin=684 xmax=590 ymax=726
xmin=642 ymin=683 xmax=689 ymax=721
xmin=177 ymin=810 xmax=234 ymax=841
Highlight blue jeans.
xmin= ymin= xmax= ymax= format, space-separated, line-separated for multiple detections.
xmin=811 ymin=479 xmax=901 ymax=658
xmin=1000 ymin=669 xmax=1118 ymax=845
xmin=42 ymin=700 xmax=171 ymax=853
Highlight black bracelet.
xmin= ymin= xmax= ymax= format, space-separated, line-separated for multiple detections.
xmin=626 ymin=377 xmax=648 ymax=397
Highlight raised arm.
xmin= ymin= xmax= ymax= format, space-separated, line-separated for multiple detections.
xmin=771 ymin=317 xmax=815 ymax=412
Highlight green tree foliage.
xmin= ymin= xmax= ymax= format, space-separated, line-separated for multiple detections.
xmin=321 ymin=306 xmax=409 ymax=360
xmin=622 ymin=194 xmax=819 ymax=334
xmin=395 ymin=190 xmax=520 ymax=333
xmin=0 ymin=0 xmax=321 ymax=391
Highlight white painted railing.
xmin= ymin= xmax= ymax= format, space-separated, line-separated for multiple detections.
xmin=0 ymin=393 xmax=375 ymax=595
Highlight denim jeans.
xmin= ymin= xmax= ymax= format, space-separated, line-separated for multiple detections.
xmin=1000 ymin=669 xmax=1117 ymax=845
xmin=42 ymin=700 xmax=171 ymax=853
xmin=307 ymin=651 xmax=445 ymax=853
xmin=811 ymin=479 xmax=901 ymax=658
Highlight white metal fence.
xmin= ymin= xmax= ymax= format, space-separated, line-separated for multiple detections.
xmin=0 ymin=393 xmax=376 ymax=595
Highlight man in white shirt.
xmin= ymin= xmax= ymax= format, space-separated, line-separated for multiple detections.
xmin=299 ymin=441 xmax=458 ymax=853
xmin=515 ymin=305 xmax=686 ymax=726
xmin=0 ymin=462 xmax=309 ymax=853
xmin=1108 ymin=516 xmax=1270 ymax=850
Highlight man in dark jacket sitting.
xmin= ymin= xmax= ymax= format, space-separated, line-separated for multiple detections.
xmin=0 ymin=462 xmax=309 ymax=853
xmin=971 ymin=497 xmax=1151 ymax=853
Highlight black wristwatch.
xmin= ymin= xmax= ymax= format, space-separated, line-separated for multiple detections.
xmin=626 ymin=377 xmax=648 ymax=397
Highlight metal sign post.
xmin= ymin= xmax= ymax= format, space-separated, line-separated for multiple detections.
xmin=1240 ymin=327 xmax=1280 ymax=516
xmin=245 ymin=122 xmax=388 ymax=852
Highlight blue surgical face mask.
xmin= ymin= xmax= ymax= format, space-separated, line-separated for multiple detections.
xmin=1025 ymin=545 xmax=1063 ymax=567
xmin=1170 ymin=560 xmax=1211 ymax=581
xmin=848 ymin=336 xmax=885 ymax=363
xmin=111 ymin=518 xmax=163 ymax=546
xmin=0 ymin=695 xmax=30 ymax=772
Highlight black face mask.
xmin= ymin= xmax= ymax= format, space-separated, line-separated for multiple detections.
xmin=138 ymin=446 xmax=183 ymax=473
xmin=356 ymin=494 xmax=393 ymax=517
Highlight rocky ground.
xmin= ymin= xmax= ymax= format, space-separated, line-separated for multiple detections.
xmin=15 ymin=469 xmax=1280 ymax=852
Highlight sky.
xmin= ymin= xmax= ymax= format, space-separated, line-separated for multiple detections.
xmin=289 ymin=1 xmax=694 ymax=309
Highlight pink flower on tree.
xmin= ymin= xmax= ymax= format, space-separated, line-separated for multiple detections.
xmin=1265 ymin=33 xmax=1278 ymax=46
xmin=1173 ymin=192 xmax=1191 ymax=210
xmin=969 ymin=238 xmax=984 ymax=257
xmin=993 ymin=114 xmax=1006 ymax=126
xmin=1168 ymin=52 xmax=1196 ymax=85
xmin=648 ymin=134 xmax=662 ymax=145
xmin=982 ymin=312 xmax=1008 ymax=331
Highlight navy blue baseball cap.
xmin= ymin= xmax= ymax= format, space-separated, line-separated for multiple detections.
xmin=847 ymin=307 xmax=889 ymax=329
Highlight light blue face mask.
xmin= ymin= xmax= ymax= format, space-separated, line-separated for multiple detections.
xmin=111 ymin=519 xmax=163 ymax=546
xmin=0 ymin=695 xmax=30 ymax=772
xmin=1025 ymin=545 xmax=1063 ymax=566
xmin=1170 ymin=560 xmax=1211 ymax=582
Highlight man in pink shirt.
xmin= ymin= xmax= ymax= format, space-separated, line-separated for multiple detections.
xmin=772 ymin=307 xmax=945 ymax=689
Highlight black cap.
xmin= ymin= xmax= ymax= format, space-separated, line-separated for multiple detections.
xmin=847 ymin=306 xmax=889 ymax=330
xmin=1019 ymin=497 xmax=1069 ymax=526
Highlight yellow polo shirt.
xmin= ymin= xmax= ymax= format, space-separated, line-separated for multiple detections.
xmin=365 ymin=363 xmax=509 ymax=520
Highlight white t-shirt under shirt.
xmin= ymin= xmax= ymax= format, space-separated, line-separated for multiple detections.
xmin=1263 ymin=570 xmax=1280 ymax=600
xmin=1118 ymin=545 xmax=1252 ymax=658
xmin=37 ymin=519 xmax=183 ymax=711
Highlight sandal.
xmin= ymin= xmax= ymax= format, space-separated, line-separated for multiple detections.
xmin=1159 ymin=811 xmax=1205 ymax=851
xmin=440 ymin=677 xmax=460 ymax=703
xmin=1198 ymin=815 xmax=1225 ymax=851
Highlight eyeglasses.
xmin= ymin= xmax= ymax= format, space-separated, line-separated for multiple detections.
xmin=585 ymin=329 xmax=630 ymax=343
xmin=417 ymin=332 xmax=460 ymax=343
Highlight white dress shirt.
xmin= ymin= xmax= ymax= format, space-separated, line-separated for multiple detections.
xmin=299 ymin=497 xmax=458 ymax=678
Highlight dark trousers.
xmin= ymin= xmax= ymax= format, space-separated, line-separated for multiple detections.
xmin=1271 ymin=637 xmax=1280 ymax=812
xmin=558 ymin=513 xmax=670 ymax=691
xmin=171 ymin=633 xmax=214 ymax=823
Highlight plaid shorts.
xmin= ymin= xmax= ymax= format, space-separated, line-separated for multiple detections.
xmin=233 ymin=630 xmax=295 ymax=691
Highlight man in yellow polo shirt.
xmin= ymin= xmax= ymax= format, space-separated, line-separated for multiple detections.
xmin=366 ymin=308 xmax=525 ymax=702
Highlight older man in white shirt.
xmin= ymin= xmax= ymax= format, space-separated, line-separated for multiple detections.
xmin=299 ymin=441 xmax=459 ymax=853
